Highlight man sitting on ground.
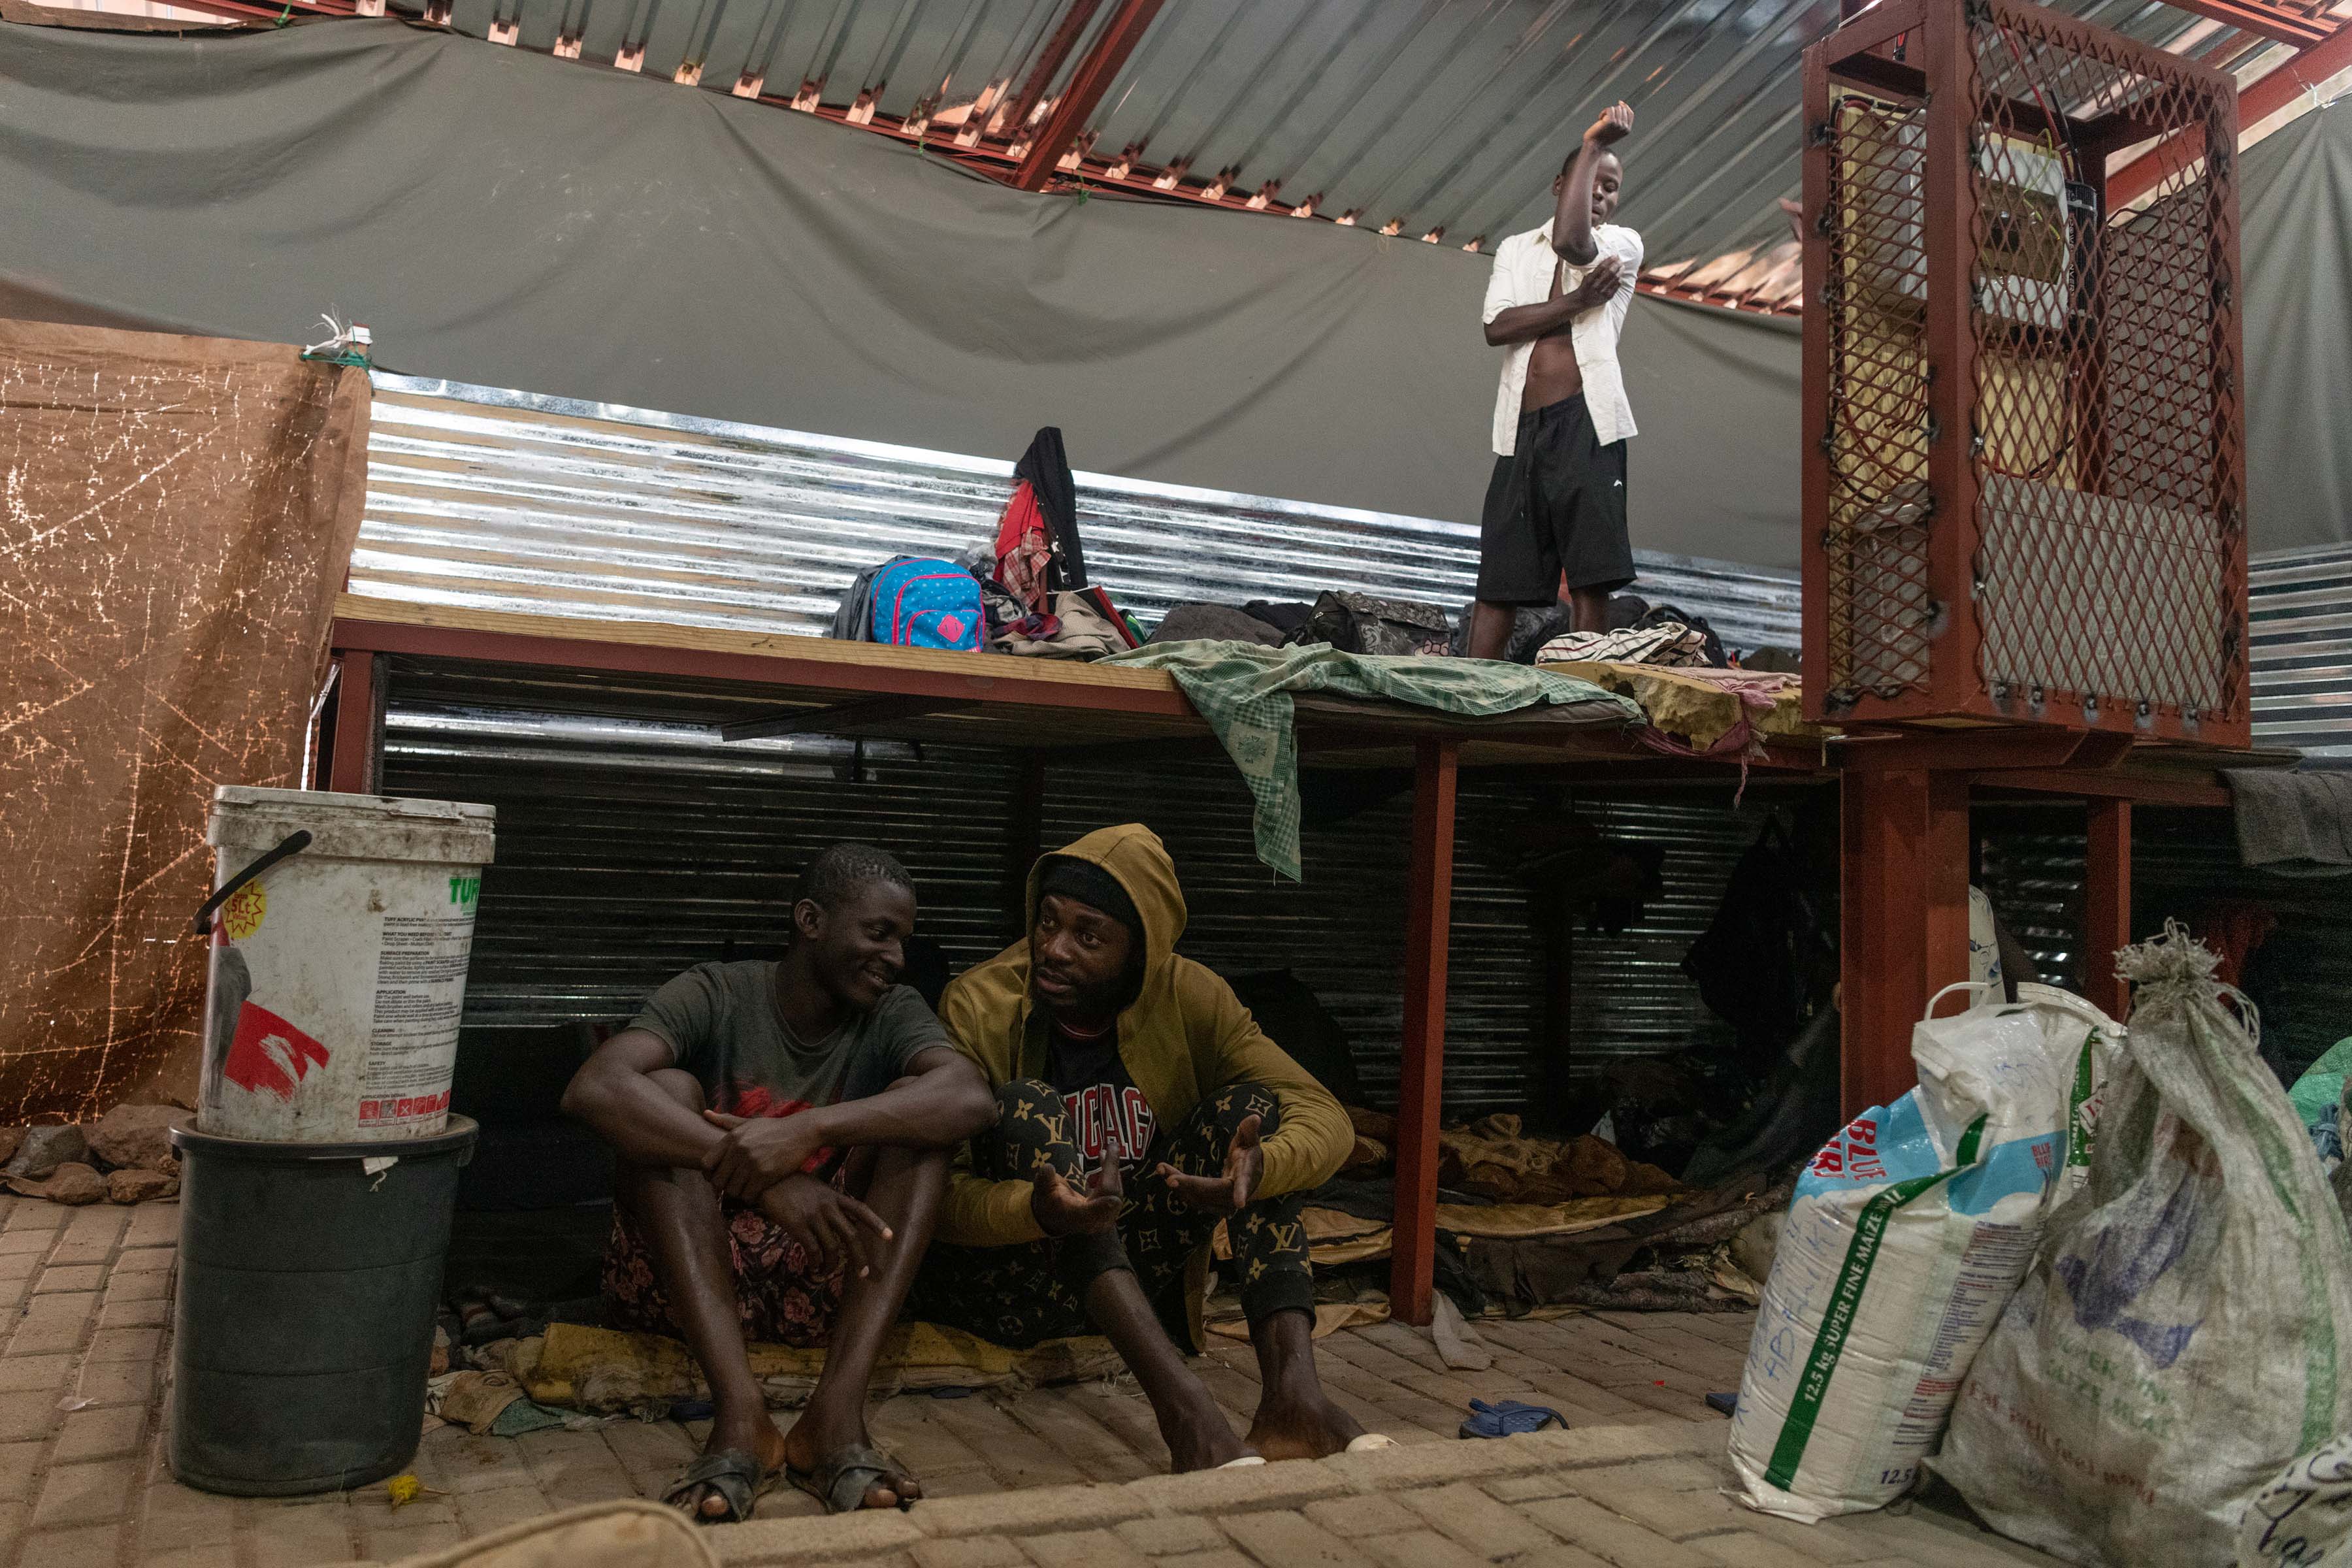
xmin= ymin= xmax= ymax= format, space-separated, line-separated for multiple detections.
xmin=562 ymin=844 xmax=995 ymax=1522
xmin=910 ymin=825 xmax=1384 ymax=1468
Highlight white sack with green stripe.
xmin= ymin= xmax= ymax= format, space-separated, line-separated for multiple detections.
xmin=1938 ymin=924 xmax=2352 ymax=1568
xmin=1728 ymin=983 xmax=2093 ymax=1521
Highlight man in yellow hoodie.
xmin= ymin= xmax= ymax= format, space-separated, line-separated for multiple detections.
xmin=910 ymin=825 xmax=1377 ymax=1468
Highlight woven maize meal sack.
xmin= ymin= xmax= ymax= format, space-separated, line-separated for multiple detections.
xmin=1729 ymin=981 xmax=2082 ymax=1520
xmin=2240 ymin=1430 xmax=2352 ymax=1567
xmin=1938 ymin=923 xmax=2352 ymax=1568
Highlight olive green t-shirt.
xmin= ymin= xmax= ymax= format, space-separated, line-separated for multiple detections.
xmin=629 ymin=960 xmax=948 ymax=1118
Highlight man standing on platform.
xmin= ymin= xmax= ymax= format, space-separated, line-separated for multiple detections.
xmin=912 ymin=825 xmax=1390 ymax=1469
xmin=1466 ymin=101 xmax=1644 ymax=661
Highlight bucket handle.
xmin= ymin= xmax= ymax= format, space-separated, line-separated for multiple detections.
xmin=193 ymin=830 xmax=313 ymax=936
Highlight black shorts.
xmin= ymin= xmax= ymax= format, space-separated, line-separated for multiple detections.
xmin=1477 ymin=394 xmax=1635 ymax=605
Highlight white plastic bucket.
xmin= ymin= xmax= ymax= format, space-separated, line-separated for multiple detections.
xmin=198 ymin=787 xmax=496 ymax=1143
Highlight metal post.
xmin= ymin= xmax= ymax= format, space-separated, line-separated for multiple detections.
xmin=1799 ymin=41 xmax=1834 ymax=721
xmin=1919 ymin=0 xmax=1985 ymax=720
xmin=1840 ymin=766 xmax=1970 ymax=1117
xmin=2085 ymin=798 xmax=2132 ymax=1018
xmin=326 ymin=650 xmax=382 ymax=795
xmin=1390 ymin=738 xmax=1458 ymax=1328
xmin=1004 ymin=751 xmax=1047 ymax=941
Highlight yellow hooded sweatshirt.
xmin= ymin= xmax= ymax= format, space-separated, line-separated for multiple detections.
xmin=936 ymin=823 xmax=1354 ymax=1248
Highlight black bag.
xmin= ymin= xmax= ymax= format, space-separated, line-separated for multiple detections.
xmin=1632 ymin=603 xmax=1727 ymax=668
xmin=1227 ymin=970 xmax=1360 ymax=1107
xmin=1680 ymin=821 xmax=1836 ymax=1059
xmin=1293 ymin=590 xmax=1452 ymax=657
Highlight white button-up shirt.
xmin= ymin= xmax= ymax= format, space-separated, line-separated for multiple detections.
xmin=1482 ymin=219 xmax=1643 ymax=457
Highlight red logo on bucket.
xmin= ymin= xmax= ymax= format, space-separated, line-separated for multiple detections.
xmin=359 ymin=1090 xmax=450 ymax=1125
xmin=222 ymin=1002 xmax=331 ymax=1100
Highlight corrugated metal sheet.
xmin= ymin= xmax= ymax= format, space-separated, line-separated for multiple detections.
xmin=1565 ymin=792 xmax=1797 ymax=1088
xmin=357 ymin=371 xmax=1803 ymax=652
xmin=379 ymin=674 xmax=1627 ymax=1118
xmin=1036 ymin=755 xmax=1554 ymax=1116
xmin=2251 ymin=544 xmax=2352 ymax=759
xmin=383 ymin=0 xmax=2295 ymax=284
xmin=379 ymin=664 xmax=1806 ymax=1118
xmin=353 ymin=372 xmax=1808 ymax=1123
xmin=1975 ymin=806 xmax=2090 ymax=992
xmin=1972 ymin=798 xmax=2352 ymax=1089
xmin=2131 ymin=808 xmax=2352 ymax=1083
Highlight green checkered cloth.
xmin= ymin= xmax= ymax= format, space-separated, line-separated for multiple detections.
xmin=1106 ymin=640 xmax=1641 ymax=881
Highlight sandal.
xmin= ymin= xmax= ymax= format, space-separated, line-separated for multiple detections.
xmin=662 ymin=1448 xmax=770 ymax=1524
xmin=788 ymin=1441 xmax=917 ymax=1514
xmin=1458 ymin=1398 xmax=1567 ymax=1439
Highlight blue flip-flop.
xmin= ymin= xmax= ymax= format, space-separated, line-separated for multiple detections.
xmin=1458 ymin=1398 xmax=1567 ymax=1439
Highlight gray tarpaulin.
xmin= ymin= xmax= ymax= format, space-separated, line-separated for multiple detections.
xmin=2241 ymin=101 xmax=2352 ymax=553
xmin=0 ymin=19 xmax=1802 ymax=570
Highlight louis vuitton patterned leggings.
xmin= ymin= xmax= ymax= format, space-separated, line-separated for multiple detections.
xmin=908 ymin=1079 xmax=1316 ymax=1349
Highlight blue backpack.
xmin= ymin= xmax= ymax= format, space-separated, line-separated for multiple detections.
xmin=868 ymin=557 xmax=983 ymax=651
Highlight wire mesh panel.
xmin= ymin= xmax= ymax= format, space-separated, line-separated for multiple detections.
xmin=1820 ymin=95 xmax=1933 ymax=705
xmin=1801 ymin=0 xmax=2249 ymax=745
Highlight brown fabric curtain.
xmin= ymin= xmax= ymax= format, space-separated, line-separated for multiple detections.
xmin=0 ymin=321 xmax=369 ymax=1122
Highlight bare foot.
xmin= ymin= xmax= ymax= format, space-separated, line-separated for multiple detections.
xmin=1247 ymin=1379 xmax=1366 ymax=1462
xmin=1162 ymin=1396 xmax=1256 ymax=1472
xmin=782 ymin=1403 xmax=921 ymax=1511
xmin=674 ymin=1404 xmax=788 ymax=1521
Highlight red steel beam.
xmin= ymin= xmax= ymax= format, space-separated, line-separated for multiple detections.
xmin=1000 ymin=0 xmax=1104 ymax=146
xmin=1971 ymin=766 xmax=2231 ymax=808
xmin=2085 ymin=800 xmax=2134 ymax=1020
xmin=1011 ymin=0 xmax=1164 ymax=191
xmin=150 ymin=0 xmax=355 ymax=18
xmin=1840 ymin=768 xmax=1971 ymax=1119
xmin=2147 ymin=0 xmax=2331 ymax=48
xmin=2110 ymin=16 xmax=2352 ymax=205
xmin=1390 ymin=738 xmax=1459 ymax=1328
xmin=326 ymin=651 xmax=380 ymax=794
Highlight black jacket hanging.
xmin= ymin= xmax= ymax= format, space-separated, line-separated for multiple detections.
xmin=1013 ymin=427 xmax=1085 ymax=589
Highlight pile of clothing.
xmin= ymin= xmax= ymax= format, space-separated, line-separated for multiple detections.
xmin=830 ymin=429 xmax=1144 ymax=661
xmin=1435 ymin=1112 xmax=1684 ymax=1203
xmin=1149 ymin=589 xmax=1452 ymax=657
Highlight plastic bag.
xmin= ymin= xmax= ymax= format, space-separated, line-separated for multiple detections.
xmin=1729 ymin=982 xmax=2084 ymax=1520
xmin=2012 ymin=982 xmax=2124 ymax=1207
xmin=1939 ymin=922 xmax=2352 ymax=1567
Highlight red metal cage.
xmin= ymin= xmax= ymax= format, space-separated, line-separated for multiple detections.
xmin=1799 ymin=0 xmax=2251 ymax=747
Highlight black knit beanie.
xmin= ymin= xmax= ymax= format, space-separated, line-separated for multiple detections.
xmin=1036 ymin=855 xmax=1144 ymax=949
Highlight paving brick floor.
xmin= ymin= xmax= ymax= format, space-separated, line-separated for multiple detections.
xmin=0 ymin=1192 xmax=2058 ymax=1568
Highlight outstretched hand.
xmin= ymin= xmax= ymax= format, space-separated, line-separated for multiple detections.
xmin=1032 ymin=1154 xmax=1123 ymax=1238
xmin=1156 ymin=1113 xmax=1266 ymax=1217
xmin=1586 ymin=100 xmax=1634 ymax=147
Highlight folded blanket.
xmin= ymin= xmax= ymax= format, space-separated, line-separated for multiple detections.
xmin=1109 ymin=641 xmax=1638 ymax=879
xmin=2225 ymin=770 xmax=2352 ymax=876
